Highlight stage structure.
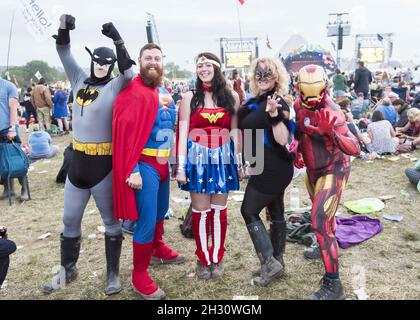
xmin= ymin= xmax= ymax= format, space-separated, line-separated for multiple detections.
xmin=219 ymin=37 xmax=259 ymax=72
xmin=354 ymin=33 xmax=394 ymax=67
xmin=326 ymin=13 xmax=351 ymax=68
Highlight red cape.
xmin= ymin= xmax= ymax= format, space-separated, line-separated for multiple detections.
xmin=112 ymin=76 xmax=158 ymax=220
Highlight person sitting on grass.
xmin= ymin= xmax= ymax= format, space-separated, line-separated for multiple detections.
xmin=405 ymin=160 xmax=420 ymax=193
xmin=396 ymin=108 xmax=420 ymax=150
xmin=366 ymin=110 xmax=410 ymax=155
xmin=28 ymin=124 xmax=59 ymax=161
xmin=350 ymin=92 xmax=367 ymax=119
xmin=339 ymin=101 xmax=370 ymax=152
xmin=376 ymin=97 xmax=397 ymax=126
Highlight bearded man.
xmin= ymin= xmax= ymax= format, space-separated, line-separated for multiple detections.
xmin=112 ymin=43 xmax=185 ymax=300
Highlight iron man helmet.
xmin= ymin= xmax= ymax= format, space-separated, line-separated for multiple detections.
xmin=297 ymin=65 xmax=327 ymax=109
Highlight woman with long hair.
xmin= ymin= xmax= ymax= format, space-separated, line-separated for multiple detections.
xmin=238 ymin=57 xmax=294 ymax=286
xmin=176 ymin=52 xmax=243 ymax=279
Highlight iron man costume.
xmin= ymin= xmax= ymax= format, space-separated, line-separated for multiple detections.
xmin=294 ymin=65 xmax=360 ymax=300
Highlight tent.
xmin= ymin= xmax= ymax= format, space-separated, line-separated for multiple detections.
xmin=283 ymin=45 xmax=337 ymax=73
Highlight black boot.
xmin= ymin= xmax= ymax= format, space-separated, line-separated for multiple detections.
xmin=303 ymin=245 xmax=341 ymax=259
xmin=303 ymin=246 xmax=322 ymax=259
xmin=270 ymin=220 xmax=286 ymax=268
xmin=247 ymin=220 xmax=283 ymax=287
xmin=18 ymin=176 xmax=30 ymax=201
xmin=252 ymin=220 xmax=286 ymax=278
xmin=105 ymin=233 xmax=123 ymax=295
xmin=305 ymin=275 xmax=346 ymax=300
xmin=42 ymin=234 xmax=81 ymax=294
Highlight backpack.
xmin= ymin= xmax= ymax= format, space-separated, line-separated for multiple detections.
xmin=179 ymin=204 xmax=193 ymax=238
xmin=0 ymin=142 xmax=30 ymax=179
xmin=56 ymin=143 xmax=73 ymax=183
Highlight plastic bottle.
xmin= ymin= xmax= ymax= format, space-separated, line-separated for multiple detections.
xmin=182 ymin=196 xmax=191 ymax=220
xmin=182 ymin=196 xmax=191 ymax=208
xmin=290 ymin=186 xmax=300 ymax=211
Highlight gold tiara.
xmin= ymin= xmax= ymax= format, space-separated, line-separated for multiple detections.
xmin=196 ymin=56 xmax=221 ymax=68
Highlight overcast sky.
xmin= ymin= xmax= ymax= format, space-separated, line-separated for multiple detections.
xmin=1 ymin=0 xmax=419 ymax=71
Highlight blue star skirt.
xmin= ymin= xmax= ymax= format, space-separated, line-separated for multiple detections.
xmin=180 ymin=140 xmax=239 ymax=194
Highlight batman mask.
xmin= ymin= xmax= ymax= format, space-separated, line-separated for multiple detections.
xmin=84 ymin=46 xmax=117 ymax=85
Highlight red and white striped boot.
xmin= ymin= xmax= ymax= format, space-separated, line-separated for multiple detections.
xmin=192 ymin=208 xmax=212 ymax=279
xmin=209 ymin=204 xmax=227 ymax=279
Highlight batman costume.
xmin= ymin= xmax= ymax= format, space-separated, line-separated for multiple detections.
xmin=42 ymin=14 xmax=134 ymax=295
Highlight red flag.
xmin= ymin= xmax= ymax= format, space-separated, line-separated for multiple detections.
xmin=238 ymin=0 xmax=245 ymax=4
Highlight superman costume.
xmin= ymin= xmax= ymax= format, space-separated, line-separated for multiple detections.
xmin=113 ymin=75 xmax=184 ymax=299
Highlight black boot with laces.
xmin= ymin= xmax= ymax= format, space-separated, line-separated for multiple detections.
xmin=305 ymin=275 xmax=346 ymax=300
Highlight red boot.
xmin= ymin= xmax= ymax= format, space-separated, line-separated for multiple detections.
xmin=150 ymin=220 xmax=186 ymax=265
xmin=132 ymin=242 xmax=166 ymax=300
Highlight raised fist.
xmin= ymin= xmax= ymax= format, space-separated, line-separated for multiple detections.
xmin=53 ymin=14 xmax=75 ymax=45
xmin=59 ymin=14 xmax=76 ymax=30
xmin=101 ymin=22 xmax=122 ymax=42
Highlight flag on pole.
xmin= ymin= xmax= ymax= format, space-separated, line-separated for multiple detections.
xmin=377 ymin=33 xmax=384 ymax=42
xmin=238 ymin=0 xmax=245 ymax=5
xmin=35 ymin=70 xmax=43 ymax=80
xmin=266 ymin=34 xmax=272 ymax=49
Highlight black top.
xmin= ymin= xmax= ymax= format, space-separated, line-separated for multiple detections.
xmin=20 ymin=93 xmax=35 ymax=113
xmin=395 ymin=104 xmax=410 ymax=128
xmin=238 ymin=90 xmax=294 ymax=194
xmin=354 ymin=66 xmax=372 ymax=94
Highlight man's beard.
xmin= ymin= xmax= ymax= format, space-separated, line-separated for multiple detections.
xmin=140 ymin=65 xmax=163 ymax=88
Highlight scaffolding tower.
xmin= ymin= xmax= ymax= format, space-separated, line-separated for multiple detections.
xmin=146 ymin=13 xmax=161 ymax=45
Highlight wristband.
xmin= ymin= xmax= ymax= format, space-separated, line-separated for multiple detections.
xmin=267 ymin=108 xmax=284 ymax=125
xmin=177 ymin=155 xmax=186 ymax=173
xmin=8 ymin=127 xmax=16 ymax=132
xmin=114 ymin=39 xmax=124 ymax=45
xmin=235 ymin=153 xmax=243 ymax=168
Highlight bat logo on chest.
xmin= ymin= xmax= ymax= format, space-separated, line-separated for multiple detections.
xmin=76 ymin=88 xmax=99 ymax=107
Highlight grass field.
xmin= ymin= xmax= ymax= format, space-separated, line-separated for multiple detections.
xmin=0 ymin=129 xmax=419 ymax=300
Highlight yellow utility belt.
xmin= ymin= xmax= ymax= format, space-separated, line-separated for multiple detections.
xmin=73 ymin=139 xmax=112 ymax=156
xmin=141 ymin=148 xmax=170 ymax=157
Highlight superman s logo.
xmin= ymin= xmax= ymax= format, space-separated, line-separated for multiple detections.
xmin=201 ymin=112 xmax=224 ymax=124
xmin=76 ymin=88 xmax=99 ymax=107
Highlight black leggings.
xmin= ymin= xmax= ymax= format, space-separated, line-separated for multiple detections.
xmin=241 ymin=183 xmax=285 ymax=224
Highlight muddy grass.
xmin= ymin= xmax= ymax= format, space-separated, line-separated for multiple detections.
xmin=0 ymin=129 xmax=419 ymax=300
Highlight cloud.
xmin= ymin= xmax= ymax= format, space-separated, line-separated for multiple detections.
xmin=1 ymin=0 xmax=419 ymax=69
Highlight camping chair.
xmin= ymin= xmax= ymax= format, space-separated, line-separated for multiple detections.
xmin=3 ymin=176 xmax=31 ymax=207
xmin=0 ymin=141 xmax=31 ymax=206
